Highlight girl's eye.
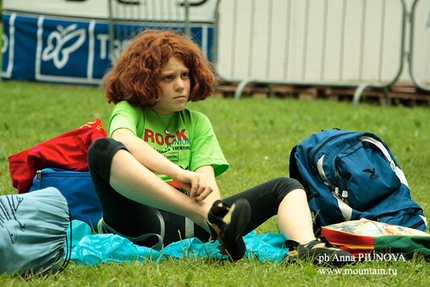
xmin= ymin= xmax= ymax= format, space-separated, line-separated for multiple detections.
xmin=164 ymin=75 xmax=173 ymax=81
xmin=181 ymin=73 xmax=189 ymax=79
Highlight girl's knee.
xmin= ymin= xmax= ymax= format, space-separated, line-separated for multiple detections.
xmin=275 ymin=176 xmax=304 ymax=190
xmin=89 ymin=137 xmax=114 ymax=153
xmin=273 ymin=176 xmax=305 ymax=202
xmin=87 ymin=137 xmax=127 ymax=171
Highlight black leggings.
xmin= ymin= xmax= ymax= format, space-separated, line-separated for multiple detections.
xmin=87 ymin=138 xmax=304 ymax=247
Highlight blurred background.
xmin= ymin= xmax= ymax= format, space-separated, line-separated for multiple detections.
xmin=2 ymin=0 xmax=430 ymax=105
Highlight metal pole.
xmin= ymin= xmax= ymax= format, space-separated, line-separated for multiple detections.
xmin=184 ymin=0 xmax=191 ymax=37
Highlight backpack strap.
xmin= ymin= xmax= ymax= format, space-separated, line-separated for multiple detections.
xmin=185 ymin=217 xmax=194 ymax=238
xmin=289 ymin=145 xmax=311 ymax=197
xmin=99 ymin=208 xmax=165 ymax=251
xmin=360 ymin=136 xmax=408 ymax=187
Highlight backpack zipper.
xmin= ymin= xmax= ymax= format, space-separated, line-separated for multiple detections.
xmin=310 ymin=131 xmax=353 ymax=170
xmin=36 ymin=170 xmax=42 ymax=182
xmin=312 ymin=132 xmax=357 ymax=204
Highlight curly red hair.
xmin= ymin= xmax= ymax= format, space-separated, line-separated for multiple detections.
xmin=103 ymin=29 xmax=216 ymax=108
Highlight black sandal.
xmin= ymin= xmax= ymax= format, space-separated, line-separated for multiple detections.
xmin=207 ymin=199 xmax=251 ymax=261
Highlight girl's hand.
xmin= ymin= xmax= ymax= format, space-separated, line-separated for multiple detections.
xmin=175 ymin=170 xmax=213 ymax=201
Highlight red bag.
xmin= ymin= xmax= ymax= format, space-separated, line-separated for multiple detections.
xmin=8 ymin=119 xmax=107 ymax=193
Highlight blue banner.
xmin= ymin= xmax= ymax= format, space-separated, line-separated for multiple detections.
xmin=1 ymin=13 xmax=214 ymax=85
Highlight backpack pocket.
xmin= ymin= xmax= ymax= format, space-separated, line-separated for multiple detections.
xmin=30 ymin=168 xmax=101 ymax=228
xmin=318 ymin=138 xmax=402 ymax=211
xmin=376 ymin=207 xmax=427 ymax=231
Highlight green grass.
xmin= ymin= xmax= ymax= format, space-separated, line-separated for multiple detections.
xmin=1 ymin=80 xmax=430 ymax=286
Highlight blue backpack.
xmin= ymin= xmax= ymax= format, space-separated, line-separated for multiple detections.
xmin=289 ymin=129 xmax=427 ymax=233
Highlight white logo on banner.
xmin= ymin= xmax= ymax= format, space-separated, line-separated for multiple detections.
xmin=1 ymin=34 xmax=8 ymax=54
xmin=42 ymin=24 xmax=86 ymax=69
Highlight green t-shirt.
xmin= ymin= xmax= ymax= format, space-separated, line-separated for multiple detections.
xmin=109 ymin=101 xmax=229 ymax=182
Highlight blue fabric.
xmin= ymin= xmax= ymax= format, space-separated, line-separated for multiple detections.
xmin=67 ymin=220 xmax=288 ymax=265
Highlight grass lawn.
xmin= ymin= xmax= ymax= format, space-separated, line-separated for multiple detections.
xmin=1 ymin=80 xmax=430 ymax=286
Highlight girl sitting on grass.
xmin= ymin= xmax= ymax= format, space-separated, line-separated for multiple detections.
xmin=87 ymin=29 xmax=353 ymax=265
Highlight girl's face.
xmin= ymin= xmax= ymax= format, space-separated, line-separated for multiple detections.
xmin=152 ymin=56 xmax=191 ymax=114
